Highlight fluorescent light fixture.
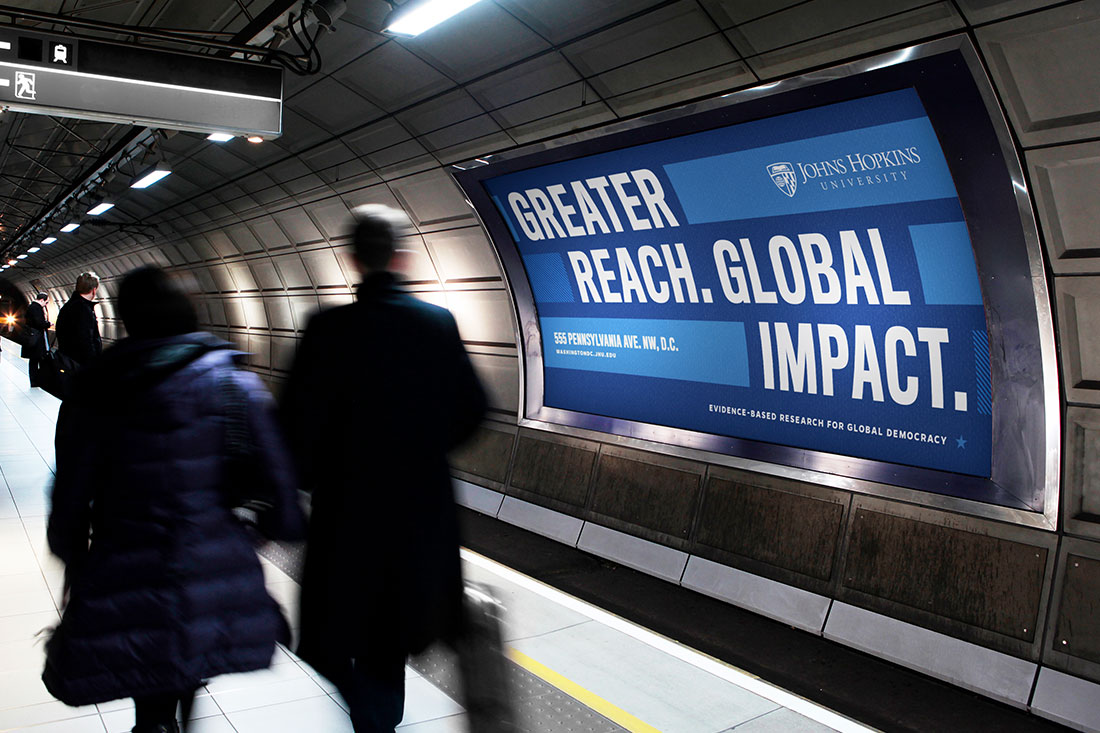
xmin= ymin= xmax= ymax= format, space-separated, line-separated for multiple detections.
xmin=246 ymin=135 xmax=264 ymax=143
xmin=384 ymin=0 xmax=484 ymax=37
xmin=60 ymin=222 xmax=80 ymax=232
xmin=41 ymin=236 xmax=57 ymax=244
xmin=6 ymin=260 xmax=15 ymax=266
xmin=16 ymin=254 xmax=27 ymax=259
xmin=130 ymin=164 xmax=172 ymax=189
xmin=87 ymin=202 xmax=115 ymax=216
xmin=27 ymin=247 xmax=40 ymax=253
xmin=207 ymin=132 xmax=235 ymax=142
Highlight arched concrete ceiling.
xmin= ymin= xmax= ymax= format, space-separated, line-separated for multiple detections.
xmin=0 ymin=0 xmax=1094 ymax=418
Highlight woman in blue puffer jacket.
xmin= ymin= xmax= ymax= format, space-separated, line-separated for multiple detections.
xmin=44 ymin=265 xmax=306 ymax=733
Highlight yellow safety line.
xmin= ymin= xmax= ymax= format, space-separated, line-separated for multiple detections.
xmin=506 ymin=647 xmax=662 ymax=733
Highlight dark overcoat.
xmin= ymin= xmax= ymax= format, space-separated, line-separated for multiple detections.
xmin=44 ymin=332 xmax=306 ymax=706
xmin=55 ymin=294 xmax=101 ymax=366
xmin=281 ymin=272 xmax=486 ymax=678
xmin=20 ymin=300 xmax=49 ymax=359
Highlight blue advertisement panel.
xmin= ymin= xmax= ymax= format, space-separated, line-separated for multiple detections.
xmin=482 ymin=88 xmax=993 ymax=477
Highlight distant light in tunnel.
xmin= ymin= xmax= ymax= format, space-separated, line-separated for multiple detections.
xmin=246 ymin=135 xmax=264 ymax=143
xmin=16 ymin=254 xmax=26 ymax=259
xmin=207 ymin=132 xmax=235 ymax=142
xmin=27 ymin=247 xmax=39 ymax=253
xmin=384 ymin=0 xmax=484 ymax=37
xmin=7 ymin=260 xmax=17 ymax=266
xmin=131 ymin=165 xmax=172 ymax=189
xmin=60 ymin=223 xmax=80 ymax=233
xmin=41 ymin=237 xmax=56 ymax=244
xmin=87 ymin=202 xmax=115 ymax=216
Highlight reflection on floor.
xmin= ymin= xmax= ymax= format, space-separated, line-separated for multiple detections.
xmin=0 ymin=338 xmax=874 ymax=733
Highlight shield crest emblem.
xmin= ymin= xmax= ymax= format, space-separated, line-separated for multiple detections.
xmin=767 ymin=162 xmax=797 ymax=197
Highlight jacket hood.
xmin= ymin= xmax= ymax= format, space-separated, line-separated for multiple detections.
xmin=70 ymin=331 xmax=239 ymax=404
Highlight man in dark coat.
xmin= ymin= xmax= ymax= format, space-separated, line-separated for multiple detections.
xmin=281 ymin=205 xmax=487 ymax=732
xmin=45 ymin=266 xmax=306 ymax=733
xmin=21 ymin=292 xmax=51 ymax=387
xmin=55 ymin=271 xmax=103 ymax=369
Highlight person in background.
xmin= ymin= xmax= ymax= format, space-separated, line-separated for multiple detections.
xmin=55 ymin=271 xmax=102 ymax=369
xmin=44 ymin=266 xmax=306 ymax=733
xmin=22 ymin=292 xmax=51 ymax=387
xmin=281 ymin=205 xmax=487 ymax=732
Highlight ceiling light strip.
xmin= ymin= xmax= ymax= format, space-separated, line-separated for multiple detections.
xmin=386 ymin=0 xmax=484 ymax=36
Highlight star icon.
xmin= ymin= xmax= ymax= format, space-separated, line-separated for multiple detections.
xmin=956 ymin=436 xmax=968 ymax=449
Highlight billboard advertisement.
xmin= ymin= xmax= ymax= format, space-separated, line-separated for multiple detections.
xmin=482 ymin=88 xmax=991 ymax=477
xmin=455 ymin=40 xmax=1057 ymax=516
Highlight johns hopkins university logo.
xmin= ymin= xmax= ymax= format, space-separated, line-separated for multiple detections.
xmin=767 ymin=162 xmax=797 ymax=197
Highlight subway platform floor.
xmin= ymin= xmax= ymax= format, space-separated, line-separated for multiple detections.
xmin=0 ymin=337 xmax=885 ymax=732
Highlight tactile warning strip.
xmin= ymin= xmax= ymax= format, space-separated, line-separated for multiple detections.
xmin=259 ymin=539 xmax=305 ymax=579
xmin=411 ymin=644 xmax=628 ymax=733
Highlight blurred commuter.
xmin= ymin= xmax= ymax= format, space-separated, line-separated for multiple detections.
xmin=44 ymin=266 xmax=306 ymax=733
xmin=282 ymin=205 xmax=487 ymax=732
xmin=22 ymin=292 xmax=51 ymax=387
xmin=55 ymin=271 xmax=102 ymax=369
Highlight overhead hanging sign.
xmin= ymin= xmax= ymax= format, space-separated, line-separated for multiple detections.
xmin=0 ymin=28 xmax=282 ymax=136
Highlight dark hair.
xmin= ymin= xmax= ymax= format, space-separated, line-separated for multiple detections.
xmin=349 ymin=204 xmax=410 ymax=271
xmin=118 ymin=266 xmax=199 ymax=339
xmin=35 ymin=292 xmax=48 ymax=301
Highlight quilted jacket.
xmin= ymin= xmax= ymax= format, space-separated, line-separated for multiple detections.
xmin=44 ymin=332 xmax=305 ymax=705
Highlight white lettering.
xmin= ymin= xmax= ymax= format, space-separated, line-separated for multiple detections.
xmin=918 ymin=327 xmax=949 ymax=409
xmin=570 ymin=181 xmax=610 ymax=235
xmin=568 ymin=251 xmax=599 ymax=302
xmin=632 ymin=169 xmax=680 ymax=229
xmin=591 ymin=248 xmax=621 ymax=303
xmin=868 ymin=228 xmax=910 ymax=305
xmin=586 ymin=177 xmax=625 ymax=233
xmin=885 ymin=326 xmax=918 ymax=405
xmin=713 ymin=239 xmax=750 ymax=304
xmin=661 ymin=242 xmax=699 ymax=303
xmin=547 ymin=184 xmax=585 ymax=237
xmin=852 ymin=324 xmax=884 ymax=402
xmin=609 ymin=172 xmax=651 ymax=231
xmin=770 ymin=235 xmax=806 ymax=305
xmin=527 ymin=188 xmax=566 ymax=239
xmin=616 ymin=247 xmax=646 ymax=303
xmin=638 ymin=245 xmax=669 ymax=303
xmin=799 ymin=233 xmax=841 ymax=304
xmin=775 ymin=322 xmax=817 ymax=394
xmin=840 ymin=229 xmax=880 ymax=304
xmin=818 ymin=323 xmax=848 ymax=397
xmin=740 ymin=238 xmax=777 ymax=303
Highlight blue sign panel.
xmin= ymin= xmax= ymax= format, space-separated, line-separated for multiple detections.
xmin=482 ymin=88 xmax=994 ymax=478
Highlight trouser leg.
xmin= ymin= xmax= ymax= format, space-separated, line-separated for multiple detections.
xmin=333 ymin=653 xmax=407 ymax=733
xmin=132 ymin=688 xmax=197 ymax=732
xmin=28 ymin=356 xmax=38 ymax=386
xmin=132 ymin=692 xmax=179 ymax=732
xmin=178 ymin=687 xmax=197 ymax=732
